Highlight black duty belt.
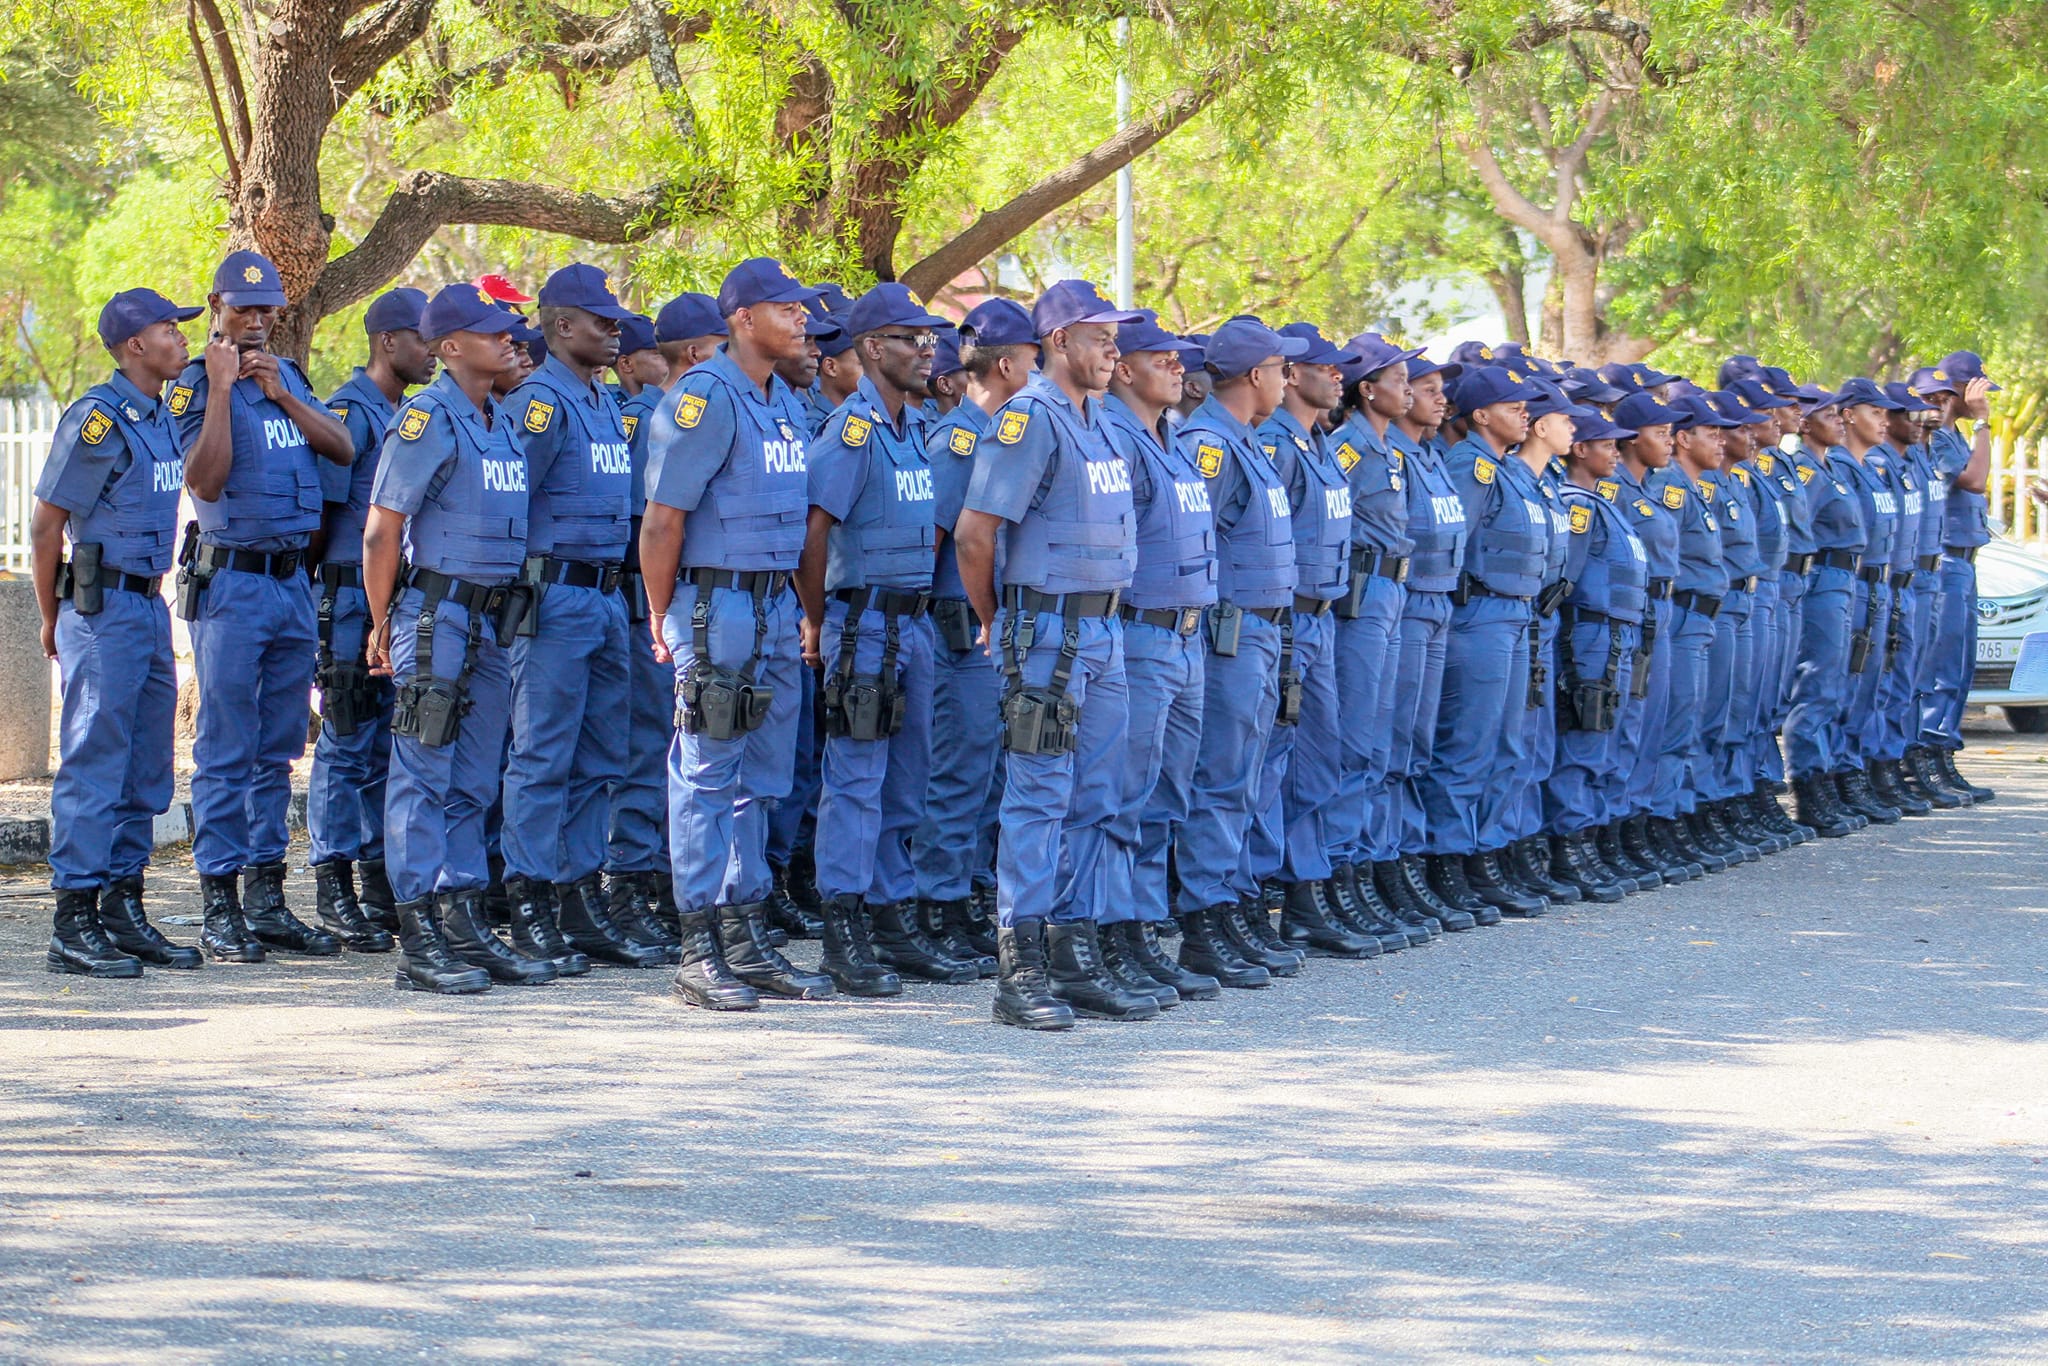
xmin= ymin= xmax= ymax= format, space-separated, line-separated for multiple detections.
xmin=1243 ymin=604 xmax=1290 ymax=624
xmin=1728 ymin=575 xmax=1758 ymax=594
xmin=316 ymin=562 xmax=364 ymax=591
xmin=684 ymin=567 xmax=790 ymax=598
xmin=1004 ymin=585 xmax=1120 ymax=619
xmin=833 ymin=587 xmax=930 ymax=617
xmin=1945 ymin=545 xmax=1980 ymax=564
xmin=1646 ymin=577 xmax=1675 ymax=600
xmin=1459 ymin=574 xmax=1533 ymax=604
xmin=1815 ymin=550 xmax=1862 ymax=573
xmin=1293 ymin=594 xmax=1334 ymax=616
xmin=61 ymin=566 xmax=161 ymax=598
xmin=1889 ymin=570 xmax=1914 ymax=589
xmin=1350 ymin=549 xmax=1410 ymax=583
xmin=1916 ymin=554 xmax=1942 ymax=573
xmin=1672 ymin=589 xmax=1722 ymax=619
xmin=1856 ymin=565 xmax=1887 ymax=585
xmin=1121 ymin=604 xmax=1205 ymax=636
xmin=405 ymin=565 xmax=519 ymax=615
xmin=195 ymin=543 xmax=306 ymax=579
xmin=536 ymin=557 xmax=624 ymax=593
xmin=1782 ymin=554 xmax=1814 ymax=576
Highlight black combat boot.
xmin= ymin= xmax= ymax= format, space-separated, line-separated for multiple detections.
xmin=870 ymin=899 xmax=979 ymax=983
xmin=1175 ymin=905 xmax=1271 ymax=988
xmin=1586 ymin=824 xmax=1646 ymax=892
xmin=199 ymin=873 xmax=264 ymax=963
xmin=242 ymin=862 xmax=341 ymax=955
xmin=937 ymin=896 xmax=998 ymax=962
xmin=1098 ymin=921 xmax=1180 ymax=1008
xmin=670 ymin=905 xmax=759 ymax=1010
xmin=1838 ymin=768 xmax=1900 ymax=825
xmin=1623 ymin=814 xmax=1691 ymax=882
xmin=356 ymin=856 xmax=400 ymax=933
xmin=1751 ymin=786 xmax=1812 ymax=843
xmin=922 ymin=899 xmax=996 ymax=977
xmin=97 ymin=875 xmax=201 ymax=969
xmin=1902 ymin=746 xmax=1963 ymax=809
xmin=716 ymin=902 xmax=835 ymax=999
xmin=1686 ymin=807 xmax=1743 ymax=862
xmin=504 ymin=878 xmax=591 ymax=976
xmin=818 ymin=895 xmax=902 ymax=998
xmin=1467 ymin=850 xmax=1547 ymax=916
xmin=1872 ymin=759 xmax=1931 ymax=817
xmin=1513 ymin=836 xmax=1582 ymax=902
xmin=1398 ymin=855 xmax=1474 ymax=931
xmin=1700 ymin=804 xmax=1761 ymax=861
xmin=47 ymin=888 xmax=142 ymax=978
xmin=648 ymin=870 xmax=682 ymax=937
xmin=311 ymin=861 xmax=394 ymax=953
xmin=784 ymin=847 xmax=829 ymax=921
xmin=392 ymin=895 xmax=490 ymax=995
xmin=1126 ymin=920 xmax=1221 ymax=1000
xmin=1046 ymin=920 xmax=1160 ymax=1021
xmin=1238 ymin=894 xmax=1308 ymax=967
xmin=554 ymin=874 xmax=667 ymax=967
xmin=1650 ymin=816 xmax=1713 ymax=876
xmin=439 ymin=889 xmax=557 ymax=985
xmin=955 ymin=892 xmax=998 ymax=957
xmin=1222 ymin=898 xmax=1304 ymax=974
xmin=1599 ymin=821 xmax=1662 ymax=889
xmin=1427 ymin=854 xmax=1500 ymax=922
xmin=1279 ymin=881 xmax=1379 ymax=957
xmin=603 ymin=872 xmax=682 ymax=964
xmin=1937 ymin=749 xmax=1994 ymax=803
xmin=1550 ymin=833 xmax=1625 ymax=904
xmin=1372 ymin=860 xmax=1443 ymax=940
xmin=483 ymin=853 xmax=512 ymax=927
xmin=992 ymin=920 xmax=1075 ymax=1030
xmin=1792 ymin=773 xmax=1855 ymax=838
xmin=1723 ymin=796 xmax=1785 ymax=854
xmin=764 ymin=863 xmax=815 ymax=942
xmin=1330 ymin=863 xmax=1417 ymax=951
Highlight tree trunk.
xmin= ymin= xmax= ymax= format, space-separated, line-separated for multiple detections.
xmin=1556 ymin=249 xmax=1602 ymax=363
xmin=1482 ymin=266 xmax=1530 ymax=346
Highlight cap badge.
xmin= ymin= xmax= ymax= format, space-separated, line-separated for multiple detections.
xmin=243 ymin=265 xmax=263 ymax=284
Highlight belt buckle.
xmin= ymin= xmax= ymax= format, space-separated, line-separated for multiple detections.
xmin=1394 ymin=559 xmax=1409 ymax=583
xmin=1178 ymin=607 xmax=1201 ymax=635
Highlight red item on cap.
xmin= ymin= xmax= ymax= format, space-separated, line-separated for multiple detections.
xmin=475 ymin=273 xmax=534 ymax=305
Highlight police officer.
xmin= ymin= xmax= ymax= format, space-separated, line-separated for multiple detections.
xmin=33 ymin=289 xmax=204 ymax=976
xmin=307 ymin=288 xmax=433 ymax=956
xmin=810 ymin=284 xmax=863 ymax=433
xmin=642 ymin=258 xmax=834 ymax=1011
xmin=1916 ymin=353 xmax=1998 ymax=804
xmin=1828 ymin=378 xmax=1907 ymax=826
xmin=654 ymin=293 xmax=727 ymax=376
xmin=174 ymin=250 xmax=353 ymax=962
xmin=797 ymin=282 xmax=955 ymax=996
xmin=953 ymin=279 xmax=1150 ymax=1031
xmin=1868 ymin=383 xmax=1937 ymax=816
xmin=1785 ymin=393 xmax=1866 ymax=836
xmin=913 ymin=298 xmax=1036 ymax=961
xmin=364 ymin=283 xmax=544 ymax=995
xmin=1692 ymin=392 xmax=1771 ymax=861
xmin=1900 ymin=366 xmax=1966 ymax=810
xmin=927 ymin=330 xmax=965 ymax=416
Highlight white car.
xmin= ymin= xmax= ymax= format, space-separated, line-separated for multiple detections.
xmin=1970 ymin=534 xmax=2048 ymax=732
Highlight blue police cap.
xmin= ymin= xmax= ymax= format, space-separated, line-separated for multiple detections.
xmin=1667 ymin=394 xmax=1743 ymax=429
xmin=1705 ymin=390 xmax=1769 ymax=426
xmin=363 ymin=287 xmax=427 ymax=336
xmin=1446 ymin=340 xmax=1500 ymax=367
xmin=1204 ymin=318 xmax=1310 ymax=379
xmin=1758 ymin=365 xmax=1801 ymax=398
xmin=1031 ymin=280 xmax=1143 ymax=338
xmin=930 ymin=329 xmax=965 ymax=380
xmin=1572 ymin=412 xmax=1636 ymax=443
xmin=1666 ymin=377 xmax=1707 ymax=399
xmin=1833 ymin=376 xmax=1907 ymax=411
xmin=1612 ymin=393 xmax=1688 ymax=429
xmin=1725 ymin=378 xmax=1795 ymax=413
xmin=420 ymin=282 xmax=526 ymax=341
xmin=1525 ymin=378 xmax=1593 ymax=422
xmin=654 ymin=292 xmax=728 ymax=344
xmin=97 ymin=288 xmax=202 ymax=350
xmin=810 ymin=282 xmax=856 ymax=318
xmin=1407 ymin=353 xmax=1462 ymax=385
xmin=536 ymin=263 xmax=635 ymax=320
xmin=959 ymin=298 xmax=1035 ymax=349
xmin=1116 ymin=310 xmax=1202 ymax=357
xmin=1594 ymin=362 xmax=1645 ymax=396
xmin=617 ymin=313 xmax=657 ymax=356
xmin=213 ymin=250 xmax=288 ymax=308
xmin=1277 ymin=322 xmax=1362 ymax=369
xmin=1883 ymin=381 xmax=1938 ymax=413
xmin=814 ymin=319 xmax=855 ymax=356
xmin=846 ymin=282 xmax=950 ymax=338
xmin=509 ymin=319 xmax=542 ymax=346
xmin=1908 ymin=364 xmax=1959 ymax=399
xmin=1451 ymin=365 xmax=1543 ymax=414
xmin=1936 ymin=350 xmax=1999 ymax=392
xmin=1340 ymin=332 xmax=1426 ymax=386
xmin=1562 ymin=365 xmax=1628 ymax=406
xmin=1717 ymin=354 xmax=1765 ymax=388
xmin=718 ymin=258 xmax=826 ymax=316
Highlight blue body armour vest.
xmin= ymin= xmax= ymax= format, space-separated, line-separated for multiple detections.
xmin=1792 ymin=446 xmax=1866 ymax=553
xmin=1703 ymin=473 xmax=1763 ymax=582
xmin=927 ymin=399 xmax=989 ymax=601
xmin=1106 ymin=395 xmax=1216 ymax=610
xmin=1909 ymin=443 xmax=1945 ymax=563
xmin=1648 ymin=466 xmax=1726 ymax=594
xmin=1562 ymin=486 xmax=1648 ymax=622
xmin=322 ymin=369 xmax=397 ymax=564
xmin=65 ymin=379 xmax=184 ymax=577
xmin=1180 ymin=396 xmax=1293 ymax=608
xmin=175 ymin=357 xmax=325 ymax=548
xmin=1262 ymin=409 xmax=1350 ymax=601
xmin=1331 ymin=412 xmax=1414 ymax=556
xmin=996 ymin=379 xmax=1137 ymax=594
xmin=1392 ymin=427 xmax=1467 ymax=592
xmin=620 ymin=385 xmax=660 ymax=519
xmin=1454 ymin=437 xmax=1548 ymax=598
xmin=1536 ymin=472 xmax=1572 ymax=593
xmin=1755 ymin=450 xmax=1812 ymax=558
xmin=400 ymin=378 xmax=530 ymax=583
xmin=1837 ymin=449 xmax=1898 ymax=568
xmin=1735 ymin=462 xmax=1788 ymax=573
xmin=1608 ymin=468 xmax=1679 ymax=581
xmin=1930 ymin=426 xmax=1988 ymax=549
xmin=1874 ymin=444 xmax=1922 ymax=572
xmin=510 ymin=357 xmax=632 ymax=562
xmin=662 ymin=350 xmax=810 ymax=573
xmin=819 ymin=382 xmax=937 ymax=591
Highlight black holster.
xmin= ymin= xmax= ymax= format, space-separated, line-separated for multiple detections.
xmin=1208 ymin=601 xmax=1242 ymax=658
xmin=173 ymin=522 xmax=210 ymax=621
xmin=1001 ymin=687 xmax=1078 ymax=756
xmin=931 ymin=598 xmax=977 ymax=653
xmin=58 ymin=542 xmax=103 ymax=616
xmin=678 ymin=667 xmax=773 ymax=740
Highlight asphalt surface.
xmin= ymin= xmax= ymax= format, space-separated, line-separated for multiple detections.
xmin=3 ymin=738 xmax=2047 ymax=1364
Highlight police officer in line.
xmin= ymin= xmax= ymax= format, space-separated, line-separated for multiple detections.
xmin=952 ymin=279 xmax=1149 ymax=1031
xmin=1897 ymin=372 xmax=1962 ymax=811
xmin=33 ymin=289 xmax=205 ymax=977
xmin=913 ymin=298 xmax=1037 ymax=957
xmin=809 ymin=284 xmax=863 ymax=433
xmin=306 ymin=287 xmax=434 ymax=956
xmin=641 ymin=258 xmax=832 ymax=1012
xmin=499 ymin=265 xmax=673 ymax=972
xmin=1783 ymin=392 xmax=1867 ymax=836
xmin=363 ymin=283 xmax=543 ymax=995
xmin=797 ymin=282 xmax=960 ymax=996
xmin=174 ymin=250 xmax=355 ymax=963
xmin=1689 ymin=392 xmax=1769 ymax=861
xmin=1828 ymin=378 xmax=1906 ymax=826
xmin=926 ymin=330 xmax=965 ymax=417
xmin=1867 ymin=384 xmax=1936 ymax=816
xmin=1171 ymin=319 xmax=1311 ymax=984
xmin=1917 ymin=354 xmax=1998 ymax=804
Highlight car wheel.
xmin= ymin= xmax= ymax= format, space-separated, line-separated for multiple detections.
xmin=2004 ymin=705 xmax=2048 ymax=733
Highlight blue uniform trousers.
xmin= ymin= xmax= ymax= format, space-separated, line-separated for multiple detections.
xmin=307 ymin=581 xmax=392 ymax=866
xmin=765 ymin=667 xmax=819 ymax=867
xmin=1876 ymin=581 xmax=1924 ymax=762
xmin=1176 ymin=612 xmax=1280 ymax=910
xmin=1390 ymin=591 xmax=1454 ymax=855
xmin=49 ymin=591 xmax=176 ymax=889
xmin=1418 ymin=595 xmax=1530 ymax=856
xmin=1920 ymin=555 xmax=1977 ymax=752
xmin=913 ymin=628 xmax=1005 ymax=901
xmin=662 ymin=584 xmax=803 ymax=912
xmin=1739 ymin=577 xmax=1780 ymax=790
xmin=813 ymin=603 xmax=934 ymax=905
xmin=605 ymin=613 xmax=673 ymax=874
xmin=1485 ymin=611 xmax=1554 ymax=849
xmin=1908 ymin=567 xmax=1944 ymax=736
xmin=1752 ymin=572 xmax=1803 ymax=786
xmin=501 ymin=583 xmax=630 ymax=885
xmin=1844 ymin=578 xmax=1891 ymax=767
xmin=1328 ymin=577 xmax=1404 ymax=867
xmin=1104 ymin=620 xmax=1203 ymax=925
xmin=1784 ymin=568 xmax=1854 ymax=777
xmin=189 ymin=567 xmax=318 ymax=877
xmin=991 ymin=609 xmax=1126 ymax=927
xmin=382 ymin=588 xmax=513 ymax=903
xmin=1652 ymin=603 xmax=1718 ymax=819
xmin=1545 ymin=620 xmax=1639 ymax=833
xmin=1620 ymin=599 xmax=1673 ymax=818
xmin=1708 ymin=593 xmax=1756 ymax=800
xmin=1276 ymin=610 xmax=1340 ymax=883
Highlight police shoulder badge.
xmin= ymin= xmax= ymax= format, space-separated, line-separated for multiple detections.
xmin=995 ymin=410 xmax=1030 ymax=445
xmin=1756 ymin=452 xmax=1775 ymax=474
xmin=168 ymin=385 xmax=193 ymax=417
xmin=675 ymin=392 xmax=707 ymax=429
xmin=1195 ymin=443 xmax=1224 ymax=479
xmin=1662 ymin=484 xmax=1686 ymax=510
xmin=1473 ymin=456 xmax=1496 ymax=485
xmin=842 ymin=414 xmax=872 ymax=448
xmin=1733 ymin=465 xmax=1751 ymax=486
xmin=1335 ymin=441 xmax=1361 ymax=473
xmin=1569 ymin=503 xmax=1592 ymax=534
xmin=949 ymin=427 xmax=976 ymax=457
xmin=1796 ymin=464 xmax=1815 ymax=484
xmin=328 ymin=404 xmax=348 ymax=423
xmin=622 ymin=414 xmax=639 ymax=441
xmin=1595 ymin=478 xmax=1619 ymax=501
xmin=523 ymin=398 xmax=555 ymax=434
xmin=78 ymin=407 xmax=113 ymax=446
xmin=397 ymin=406 xmax=431 ymax=441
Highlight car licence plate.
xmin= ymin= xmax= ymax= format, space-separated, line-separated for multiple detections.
xmin=1979 ymin=637 xmax=2022 ymax=663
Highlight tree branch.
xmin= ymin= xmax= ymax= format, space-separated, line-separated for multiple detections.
xmin=332 ymin=0 xmax=437 ymax=105
xmin=1457 ymin=129 xmax=1555 ymax=244
xmin=191 ymin=0 xmax=252 ymax=157
xmin=1552 ymin=87 xmax=1617 ymax=224
xmin=186 ymin=0 xmax=243 ymax=186
xmin=372 ymin=7 xmax=711 ymax=118
xmin=626 ymin=0 xmax=699 ymax=143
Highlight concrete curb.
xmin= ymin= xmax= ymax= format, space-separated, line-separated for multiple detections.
xmin=0 ymin=788 xmax=307 ymax=868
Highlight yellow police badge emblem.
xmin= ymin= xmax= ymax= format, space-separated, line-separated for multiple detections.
xmin=328 ymin=404 xmax=348 ymax=423
xmin=1335 ymin=441 xmax=1361 ymax=473
xmin=676 ymin=393 xmax=707 ymax=429
xmin=949 ymin=427 xmax=976 ymax=457
xmin=1569 ymin=504 xmax=1592 ymax=534
xmin=243 ymin=265 xmax=263 ymax=284
xmin=397 ymin=407 xmax=430 ymax=441
xmin=1634 ymin=499 xmax=1656 ymax=518
xmin=168 ymin=385 xmax=193 ymax=416
xmin=524 ymin=399 xmax=554 ymax=434
xmin=1595 ymin=478 xmax=1619 ymax=501
xmin=79 ymin=408 xmax=113 ymax=445
xmin=995 ymin=410 xmax=1030 ymax=445
xmin=1756 ymin=452 xmax=1774 ymax=474
xmin=1662 ymin=484 xmax=1686 ymax=510
xmin=1796 ymin=464 xmax=1815 ymax=484
xmin=1473 ymin=456 xmax=1496 ymax=485
xmin=1195 ymin=443 xmax=1224 ymax=479
xmin=843 ymin=415 xmax=872 ymax=448
xmin=1389 ymin=449 xmax=1403 ymax=468
xmin=622 ymin=415 xmax=639 ymax=440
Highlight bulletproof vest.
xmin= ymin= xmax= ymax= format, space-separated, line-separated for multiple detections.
xmin=1838 ymin=449 xmax=1898 ymax=567
xmin=927 ymin=401 xmax=989 ymax=601
xmin=1181 ymin=400 xmax=1293 ymax=608
xmin=1263 ymin=413 xmax=1350 ymax=600
xmin=177 ymin=358 xmax=324 ymax=546
xmin=1931 ymin=426 xmax=1988 ymax=549
xmin=402 ymin=387 xmax=530 ymax=582
xmin=999 ymin=383 xmax=1138 ymax=595
xmin=820 ymin=393 xmax=937 ymax=592
xmin=322 ymin=369 xmax=395 ymax=564
xmin=1457 ymin=439 xmax=1548 ymax=598
xmin=1792 ymin=446 xmax=1867 ymax=553
xmin=620 ymin=386 xmax=660 ymax=519
xmin=1609 ymin=469 xmax=1680 ymax=581
xmin=1106 ymin=396 xmax=1216 ymax=610
xmin=1703 ymin=473 xmax=1763 ymax=581
xmin=65 ymin=381 xmax=183 ymax=577
xmin=1536 ymin=475 xmax=1572 ymax=589
xmin=1909 ymin=444 xmax=1946 ymax=561
xmin=1563 ymin=487 xmax=1647 ymax=622
xmin=1756 ymin=449 xmax=1814 ymax=557
xmin=1331 ymin=413 xmax=1414 ymax=556
xmin=1874 ymin=445 xmax=1922 ymax=571
xmin=1648 ymin=466 xmax=1726 ymax=593
xmin=1393 ymin=429 xmax=1466 ymax=592
xmin=512 ymin=359 xmax=632 ymax=561
xmin=666 ymin=358 xmax=810 ymax=573
xmin=1736 ymin=461 xmax=1787 ymax=572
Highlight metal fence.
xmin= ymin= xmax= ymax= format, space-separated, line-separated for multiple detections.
xmin=0 ymin=396 xmax=60 ymax=572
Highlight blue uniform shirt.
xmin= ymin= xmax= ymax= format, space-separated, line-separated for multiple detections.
xmin=1331 ymin=412 xmax=1414 ymax=557
xmin=1836 ymin=447 xmax=1899 ymax=568
xmin=1390 ymin=425 xmax=1466 ymax=592
xmin=646 ymin=346 xmax=811 ymax=574
xmin=1792 ymin=444 xmax=1866 ymax=554
xmin=170 ymin=353 xmax=327 ymax=551
xmin=1928 ymin=425 xmax=1988 ymax=549
xmin=1755 ymin=448 xmax=1814 ymax=559
xmin=507 ymin=353 xmax=633 ymax=562
xmin=619 ymin=384 xmax=663 ymax=519
xmin=927 ymin=397 xmax=990 ymax=601
xmin=371 ymin=372 xmax=529 ymax=583
xmin=965 ymin=373 xmax=1136 ymax=595
xmin=1560 ymin=482 xmax=1648 ymax=623
xmin=1646 ymin=465 xmax=1725 ymax=594
xmin=1873 ymin=443 xmax=1922 ymax=573
xmin=36 ymin=372 xmax=184 ymax=577
xmin=320 ymin=368 xmax=400 ymax=564
xmin=1702 ymin=471 xmax=1763 ymax=583
xmin=1909 ymin=442 xmax=1944 ymax=564
xmin=809 ymin=375 xmax=937 ymax=592
xmin=1608 ymin=466 xmax=1680 ymax=582
xmin=1449 ymin=436 xmax=1548 ymax=599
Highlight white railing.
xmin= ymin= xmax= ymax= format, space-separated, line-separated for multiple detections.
xmin=0 ymin=396 xmax=61 ymax=572
xmin=1990 ymin=436 xmax=2048 ymax=548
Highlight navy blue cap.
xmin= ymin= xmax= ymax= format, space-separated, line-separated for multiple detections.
xmin=1277 ymin=322 xmax=1361 ymax=369
xmin=1936 ymin=350 xmax=1999 ymax=392
xmin=1908 ymin=364 xmax=1958 ymax=399
xmin=420 ymin=282 xmax=526 ymax=341
xmin=363 ymin=287 xmax=427 ymax=335
xmin=718 ymin=258 xmax=827 ymax=316
xmin=809 ymin=283 xmax=856 ymax=319
xmin=1725 ymin=377 xmax=1794 ymax=412
xmin=1116 ymin=310 xmax=1202 ymax=357
xmin=1883 ymin=381 xmax=1938 ymax=413
xmin=1572 ymin=413 xmax=1636 ymax=443
xmin=1451 ymin=365 xmax=1543 ymax=414
xmin=1716 ymin=354 xmax=1765 ymax=388
xmin=212 ymin=250 xmax=288 ymax=308
xmin=1666 ymin=377 xmax=1707 ymax=400
xmin=1562 ymin=365 xmax=1628 ymax=405
xmin=1790 ymin=383 xmax=1838 ymax=411
xmin=1031 ymin=280 xmax=1143 ymax=338
xmin=1407 ymin=354 xmax=1462 ymax=385
xmin=97 ymin=288 xmax=203 ymax=349
xmin=509 ymin=319 xmax=541 ymax=346
xmin=846 ymin=282 xmax=950 ymax=338
xmin=654 ymin=292 xmax=727 ymax=343
xmin=1758 ymin=365 xmax=1800 ymax=398
xmin=1525 ymin=378 xmax=1592 ymax=422
xmin=1594 ymin=363 xmax=1645 ymax=396
xmin=1447 ymin=340 xmax=1502 ymax=367
xmin=1668 ymin=394 xmax=1742 ymax=429
xmin=536 ymin=263 xmax=635 ymax=321
xmin=617 ymin=313 xmax=657 ymax=356
xmin=1339 ymin=332 xmax=1423 ymax=385
xmin=1834 ymin=376 xmax=1906 ymax=411
xmin=1203 ymin=318 xmax=1310 ymax=379
xmin=814 ymin=320 xmax=854 ymax=356
xmin=958 ymin=298 xmax=1035 ymax=350
xmin=930 ymin=329 xmax=964 ymax=380
xmin=1612 ymin=393 xmax=1688 ymax=430
xmin=1705 ymin=391 xmax=1768 ymax=426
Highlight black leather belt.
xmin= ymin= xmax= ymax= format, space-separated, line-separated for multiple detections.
xmin=833 ymin=586 xmax=930 ymax=617
xmin=1916 ymin=554 xmax=1941 ymax=572
xmin=1945 ymin=544 xmax=1980 ymax=564
xmin=536 ymin=556 xmax=624 ymax=593
xmin=1889 ymin=570 xmax=1914 ymax=589
xmin=1243 ymin=604 xmax=1290 ymax=624
xmin=1460 ymin=574 xmax=1533 ymax=604
xmin=1004 ymin=585 xmax=1121 ymax=618
xmin=1293 ymin=594 xmax=1334 ymax=616
xmin=1673 ymin=589 xmax=1722 ymax=619
xmin=405 ymin=565 xmax=517 ymax=614
xmin=1783 ymin=554 xmax=1814 ymax=576
xmin=684 ymin=567 xmax=790 ymax=598
xmin=196 ymin=542 xmax=306 ymax=579
xmin=1728 ymin=575 xmax=1757 ymax=594
xmin=317 ymin=562 xmax=363 ymax=591
xmin=1121 ymin=604 xmax=1205 ymax=636
xmin=1856 ymin=566 xmax=1886 ymax=585
xmin=60 ymin=565 xmax=161 ymax=598
xmin=1815 ymin=549 xmax=1861 ymax=573
xmin=1646 ymin=577 xmax=1674 ymax=600
xmin=1351 ymin=549 xmax=1410 ymax=583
